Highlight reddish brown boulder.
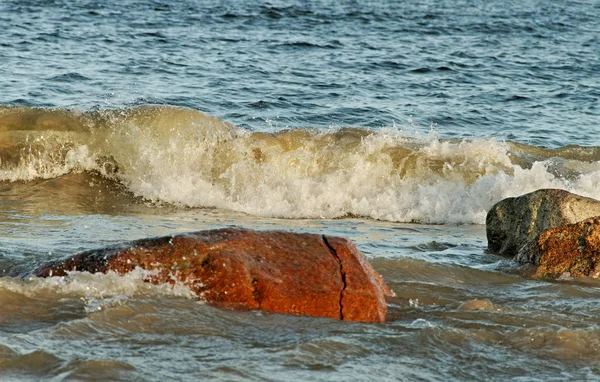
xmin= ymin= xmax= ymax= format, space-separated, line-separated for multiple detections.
xmin=34 ymin=228 xmax=393 ymax=322
xmin=516 ymin=217 xmax=600 ymax=279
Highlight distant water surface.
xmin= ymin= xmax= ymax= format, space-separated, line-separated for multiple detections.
xmin=1 ymin=0 xmax=599 ymax=145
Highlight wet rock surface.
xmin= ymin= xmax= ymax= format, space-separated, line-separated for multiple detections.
xmin=516 ymin=217 xmax=600 ymax=279
xmin=33 ymin=228 xmax=392 ymax=322
xmin=486 ymin=189 xmax=600 ymax=256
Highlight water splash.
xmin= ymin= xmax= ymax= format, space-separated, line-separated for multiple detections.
xmin=1 ymin=105 xmax=599 ymax=224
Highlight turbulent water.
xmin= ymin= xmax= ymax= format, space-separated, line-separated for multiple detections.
xmin=1 ymin=1 xmax=600 ymax=381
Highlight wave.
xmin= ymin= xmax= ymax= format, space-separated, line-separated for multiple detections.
xmin=0 ymin=269 xmax=197 ymax=319
xmin=1 ymin=105 xmax=600 ymax=224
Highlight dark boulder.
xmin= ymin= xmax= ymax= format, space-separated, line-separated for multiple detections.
xmin=486 ymin=189 xmax=600 ymax=256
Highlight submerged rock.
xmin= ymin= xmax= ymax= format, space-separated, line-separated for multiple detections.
xmin=459 ymin=299 xmax=496 ymax=311
xmin=486 ymin=189 xmax=600 ymax=256
xmin=516 ymin=217 xmax=600 ymax=279
xmin=34 ymin=228 xmax=393 ymax=322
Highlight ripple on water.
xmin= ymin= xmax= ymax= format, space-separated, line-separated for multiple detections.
xmin=0 ymin=349 xmax=62 ymax=378
xmin=62 ymin=359 xmax=136 ymax=381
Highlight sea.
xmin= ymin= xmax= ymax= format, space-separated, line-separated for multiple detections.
xmin=1 ymin=0 xmax=599 ymax=380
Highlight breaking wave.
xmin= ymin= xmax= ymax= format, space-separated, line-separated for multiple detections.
xmin=2 ymin=105 xmax=600 ymax=224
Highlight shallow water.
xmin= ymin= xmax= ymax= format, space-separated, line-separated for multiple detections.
xmin=1 ymin=0 xmax=600 ymax=381
xmin=2 ymin=177 xmax=600 ymax=381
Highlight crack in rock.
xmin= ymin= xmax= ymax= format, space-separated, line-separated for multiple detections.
xmin=322 ymin=235 xmax=347 ymax=320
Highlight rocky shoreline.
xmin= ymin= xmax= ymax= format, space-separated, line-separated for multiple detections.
xmin=30 ymin=188 xmax=599 ymax=323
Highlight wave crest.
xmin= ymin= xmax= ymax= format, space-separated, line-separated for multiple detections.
xmin=1 ymin=105 xmax=599 ymax=224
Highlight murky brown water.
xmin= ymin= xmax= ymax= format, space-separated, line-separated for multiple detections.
xmin=2 ymin=173 xmax=599 ymax=381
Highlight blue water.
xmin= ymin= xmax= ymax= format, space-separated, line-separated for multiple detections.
xmin=1 ymin=1 xmax=600 ymax=381
xmin=1 ymin=0 xmax=598 ymax=146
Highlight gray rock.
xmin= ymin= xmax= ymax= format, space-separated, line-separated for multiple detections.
xmin=486 ymin=189 xmax=600 ymax=256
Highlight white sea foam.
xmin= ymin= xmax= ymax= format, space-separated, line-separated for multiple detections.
xmin=0 ymin=135 xmax=97 ymax=181
xmin=0 ymin=268 xmax=197 ymax=300
xmin=109 ymin=119 xmax=599 ymax=224
xmin=2 ymin=106 xmax=600 ymax=224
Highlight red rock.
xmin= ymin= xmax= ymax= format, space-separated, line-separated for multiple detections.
xmin=517 ymin=217 xmax=600 ymax=279
xmin=34 ymin=228 xmax=392 ymax=322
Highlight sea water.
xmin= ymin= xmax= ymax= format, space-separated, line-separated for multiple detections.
xmin=1 ymin=1 xmax=599 ymax=380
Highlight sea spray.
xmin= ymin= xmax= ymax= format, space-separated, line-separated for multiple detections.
xmin=1 ymin=105 xmax=600 ymax=224
xmin=0 ymin=268 xmax=197 ymax=300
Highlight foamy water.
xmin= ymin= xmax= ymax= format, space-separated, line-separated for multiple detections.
xmin=2 ymin=106 xmax=600 ymax=225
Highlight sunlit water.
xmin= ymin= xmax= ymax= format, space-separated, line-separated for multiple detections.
xmin=1 ymin=1 xmax=600 ymax=381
